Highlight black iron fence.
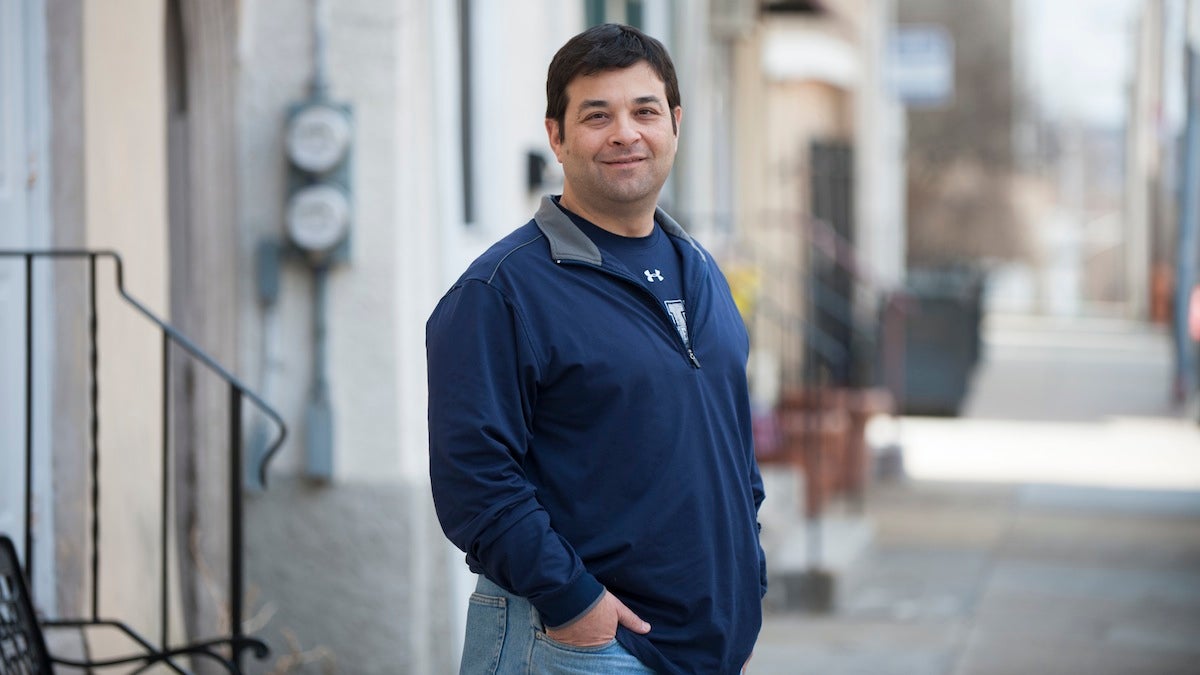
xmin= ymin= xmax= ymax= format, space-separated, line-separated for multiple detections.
xmin=0 ymin=250 xmax=287 ymax=673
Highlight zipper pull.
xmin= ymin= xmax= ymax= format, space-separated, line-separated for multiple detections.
xmin=687 ymin=348 xmax=701 ymax=368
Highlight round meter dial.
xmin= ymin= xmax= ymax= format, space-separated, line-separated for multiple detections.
xmin=286 ymin=183 xmax=351 ymax=253
xmin=285 ymin=105 xmax=352 ymax=174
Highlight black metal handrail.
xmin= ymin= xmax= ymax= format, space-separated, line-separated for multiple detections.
xmin=1 ymin=249 xmax=287 ymax=673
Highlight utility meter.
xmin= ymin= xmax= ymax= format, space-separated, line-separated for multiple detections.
xmin=286 ymin=183 xmax=351 ymax=253
xmin=286 ymin=104 xmax=352 ymax=173
xmin=285 ymin=101 xmax=354 ymax=262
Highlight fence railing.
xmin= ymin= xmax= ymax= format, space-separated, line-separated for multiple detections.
xmin=0 ymin=249 xmax=287 ymax=673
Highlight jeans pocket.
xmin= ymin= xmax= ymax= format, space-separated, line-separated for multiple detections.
xmin=532 ymin=632 xmax=648 ymax=674
xmin=459 ymin=592 xmax=507 ymax=675
xmin=533 ymin=632 xmax=617 ymax=654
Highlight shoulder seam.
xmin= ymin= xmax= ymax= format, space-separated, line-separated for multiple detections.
xmin=456 ymin=277 xmax=545 ymax=386
xmin=487 ymin=234 xmax=546 ymax=285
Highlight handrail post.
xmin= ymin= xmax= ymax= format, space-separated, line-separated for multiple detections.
xmin=229 ymin=383 xmax=244 ymax=668
xmin=161 ymin=331 xmax=171 ymax=649
xmin=89 ymin=253 xmax=100 ymax=621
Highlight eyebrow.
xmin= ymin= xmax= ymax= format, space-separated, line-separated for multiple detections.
xmin=576 ymin=95 xmax=665 ymax=112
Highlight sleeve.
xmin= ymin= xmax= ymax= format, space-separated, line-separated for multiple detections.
xmin=752 ymin=457 xmax=768 ymax=598
xmin=426 ymin=279 xmax=605 ymax=627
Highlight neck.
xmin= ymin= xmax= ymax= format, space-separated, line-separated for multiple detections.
xmin=558 ymin=191 xmax=657 ymax=238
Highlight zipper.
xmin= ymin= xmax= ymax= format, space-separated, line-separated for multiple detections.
xmin=556 ymin=258 xmax=701 ymax=369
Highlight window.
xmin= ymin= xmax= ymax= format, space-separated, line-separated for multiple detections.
xmin=585 ymin=0 xmax=645 ymax=28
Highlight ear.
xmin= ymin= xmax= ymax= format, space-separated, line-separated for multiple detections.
xmin=545 ymin=118 xmax=566 ymax=162
xmin=672 ymin=106 xmax=683 ymax=137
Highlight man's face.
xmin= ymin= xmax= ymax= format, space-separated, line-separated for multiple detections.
xmin=546 ymin=61 xmax=682 ymax=221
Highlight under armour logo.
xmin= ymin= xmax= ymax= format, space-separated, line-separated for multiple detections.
xmin=644 ymin=269 xmax=664 ymax=282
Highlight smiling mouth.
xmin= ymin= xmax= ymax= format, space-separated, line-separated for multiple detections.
xmin=603 ymin=157 xmax=645 ymax=166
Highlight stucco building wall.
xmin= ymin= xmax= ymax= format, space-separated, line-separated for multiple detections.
xmin=81 ymin=0 xmax=176 ymax=654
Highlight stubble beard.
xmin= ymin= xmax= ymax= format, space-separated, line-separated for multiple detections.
xmin=586 ymin=159 xmax=669 ymax=210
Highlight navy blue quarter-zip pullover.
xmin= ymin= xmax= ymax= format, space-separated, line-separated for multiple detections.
xmin=427 ymin=196 xmax=767 ymax=675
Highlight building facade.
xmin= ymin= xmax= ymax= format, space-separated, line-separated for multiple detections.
xmin=2 ymin=1 xmax=905 ymax=671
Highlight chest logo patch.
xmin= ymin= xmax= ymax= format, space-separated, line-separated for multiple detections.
xmin=666 ymin=299 xmax=689 ymax=346
xmin=644 ymin=269 xmax=664 ymax=283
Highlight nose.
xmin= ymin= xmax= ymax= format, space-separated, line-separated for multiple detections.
xmin=609 ymin=113 xmax=640 ymax=146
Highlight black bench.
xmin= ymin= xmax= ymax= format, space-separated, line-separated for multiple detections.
xmin=1 ymin=535 xmax=263 ymax=674
xmin=0 ymin=535 xmax=49 ymax=674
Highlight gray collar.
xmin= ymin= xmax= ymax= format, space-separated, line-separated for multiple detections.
xmin=533 ymin=195 xmax=704 ymax=266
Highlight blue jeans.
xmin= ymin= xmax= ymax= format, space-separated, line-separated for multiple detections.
xmin=459 ymin=575 xmax=659 ymax=675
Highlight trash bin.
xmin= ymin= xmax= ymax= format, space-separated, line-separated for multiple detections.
xmin=892 ymin=266 xmax=985 ymax=416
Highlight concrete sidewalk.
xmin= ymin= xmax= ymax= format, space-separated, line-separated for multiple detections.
xmin=753 ymin=479 xmax=1200 ymax=675
xmin=752 ymin=314 xmax=1200 ymax=674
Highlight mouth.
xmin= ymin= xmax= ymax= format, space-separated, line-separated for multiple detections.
xmin=602 ymin=156 xmax=646 ymax=167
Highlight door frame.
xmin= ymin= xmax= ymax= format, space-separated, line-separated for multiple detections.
xmin=0 ymin=0 xmax=57 ymax=609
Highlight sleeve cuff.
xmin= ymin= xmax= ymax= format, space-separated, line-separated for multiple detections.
xmin=533 ymin=573 xmax=606 ymax=629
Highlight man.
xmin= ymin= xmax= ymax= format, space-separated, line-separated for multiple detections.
xmin=427 ymin=23 xmax=765 ymax=674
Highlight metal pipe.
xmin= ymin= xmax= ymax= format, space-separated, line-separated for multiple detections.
xmin=306 ymin=265 xmax=334 ymax=479
xmin=314 ymin=266 xmax=329 ymax=406
xmin=24 ymin=254 xmax=34 ymax=585
xmin=311 ymin=0 xmax=330 ymax=99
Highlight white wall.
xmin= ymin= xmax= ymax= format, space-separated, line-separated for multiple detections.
xmin=237 ymin=0 xmax=424 ymax=483
xmin=236 ymin=0 xmax=318 ymax=480
xmin=672 ymin=0 xmax=721 ymax=235
xmin=236 ymin=0 xmax=585 ymax=482
xmin=236 ymin=1 xmax=460 ymax=670
xmin=855 ymin=0 xmax=906 ymax=291
xmin=82 ymin=0 xmax=174 ymax=652
xmin=464 ymin=1 xmax=582 ymax=242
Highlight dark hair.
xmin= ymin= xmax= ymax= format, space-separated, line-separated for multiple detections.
xmin=546 ymin=23 xmax=680 ymax=141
